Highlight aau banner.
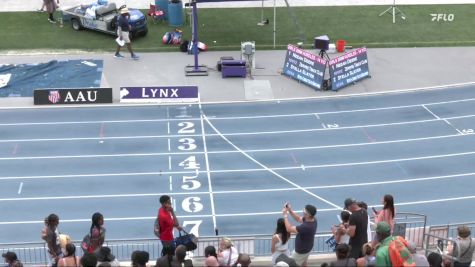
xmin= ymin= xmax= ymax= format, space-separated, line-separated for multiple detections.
xmin=34 ymin=88 xmax=113 ymax=105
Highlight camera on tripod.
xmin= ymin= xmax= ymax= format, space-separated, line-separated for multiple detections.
xmin=314 ymin=35 xmax=330 ymax=60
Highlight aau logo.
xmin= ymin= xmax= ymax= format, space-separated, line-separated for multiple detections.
xmin=48 ymin=90 xmax=61 ymax=104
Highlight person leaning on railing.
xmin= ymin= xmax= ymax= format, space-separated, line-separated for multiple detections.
xmin=446 ymin=226 xmax=475 ymax=267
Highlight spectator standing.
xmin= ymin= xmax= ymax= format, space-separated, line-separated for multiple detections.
xmin=203 ymin=246 xmax=219 ymax=267
xmin=171 ymin=245 xmax=193 ymax=267
xmin=332 ymin=210 xmax=351 ymax=246
xmin=275 ymin=253 xmax=298 ymax=267
xmin=45 ymin=213 xmax=62 ymax=267
xmin=427 ymin=252 xmax=443 ymax=267
xmin=272 ymin=218 xmax=291 ymax=266
xmin=447 ymin=225 xmax=475 ymax=267
xmin=156 ymin=244 xmax=175 ymax=267
xmin=87 ymin=212 xmax=106 ymax=253
xmin=156 ymin=195 xmax=183 ymax=254
xmin=58 ymin=243 xmax=80 ymax=267
xmin=131 ymin=251 xmax=149 ymax=267
xmin=2 ymin=252 xmax=23 ymax=267
xmin=329 ymin=244 xmax=357 ymax=267
xmin=235 ymin=253 xmax=251 ymax=267
xmin=357 ymin=202 xmax=373 ymax=243
xmin=356 ymin=243 xmax=375 ymax=267
xmin=43 ymin=0 xmax=59 ymax=23
xmin=344 ymin=198 xmax=368 ymax=259
xmin=114 ymin=7 xmax=139 ymax=60
xmin=95 ymin=247 xmax=120 ymax=267
xmin=80 ymin=253 xmax=98 ymax=267
xmin=217 ymin=237 xmax=239 ymax=267
xmin=283 ymin=203 xmax=318 ymax=267
xmin=373 ymin=195 xmax=396 ymax=234
xmin=374 ymin=222 xmax=392 ymax=267
xmin=407 ymin=242 xmax=429 ymax=267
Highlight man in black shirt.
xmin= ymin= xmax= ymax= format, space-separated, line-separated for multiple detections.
xmin=344 ymin=198 xmax=368 ymax=259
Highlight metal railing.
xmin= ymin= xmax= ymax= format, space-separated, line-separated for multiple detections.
xmin=424 ymin=222 xmax=475 ymax=257
xmin=0 ymin=233 xmax=336 ymax=265
xmin=0 ymin=212 xmax=432 ymax=265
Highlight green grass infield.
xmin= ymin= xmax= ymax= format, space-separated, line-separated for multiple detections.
xmin=1 ymin=4 xmax=474 ymax=52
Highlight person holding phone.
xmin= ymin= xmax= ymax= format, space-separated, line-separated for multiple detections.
xmin=373 ymin=194 xmax=396 ymax=234
xmin=282 ymin=202 xmax=317 ymax=267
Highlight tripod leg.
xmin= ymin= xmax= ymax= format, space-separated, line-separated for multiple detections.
xmin=392 ymin=6 xmax=395 ymax=24
xmin=379 ymin=6 xmax=393 ymax=17
xmin=395 ymin=6 xmax=406 ymax=19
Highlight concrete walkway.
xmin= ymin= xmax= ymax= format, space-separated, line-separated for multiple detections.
xmin=1 ymin=47 xmax=475 ymax=107
xmin=0 ymin=0 xmax=474 ymax=107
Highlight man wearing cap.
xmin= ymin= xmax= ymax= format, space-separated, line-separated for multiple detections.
xmin=344 ymin=198 xmax=368 ymax=259
xmin=283 ymin=203 xmax=318 ymax=267
xmin=375 ymin=221 xmax=415 ymax=267
xmin=374 ymin=222 xmax=392 ymax=267
xmin=114 ymin=7 xmax=139 ymax=60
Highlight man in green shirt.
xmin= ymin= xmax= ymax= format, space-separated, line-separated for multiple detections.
xmin=375 ymin=222 xmax=415 ymax=267
xmin=375 ymin=221 xmax=393 ymax=267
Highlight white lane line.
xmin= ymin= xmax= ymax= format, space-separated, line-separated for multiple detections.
xmin=169 ymin=176 xmax=173 ymax=191
xmin=2 ymin=194 xmax=475 ymax=225
xmin=199 ymin=96 xmax=217 ymax=230
xmin=3 ymin=147 xmax=475 ymax=181
xmin=423 ymin=104 xmax=463 ymax=134
xmin=168 ymin=139 xmax=171 ymax=151
xmin=321 ymin=123 xmax=327 ymax=129
xmin=203 ymin=114 xmax=342 ymax=210
xmin=1 ymin=95 xmax=475 ymax=127
xmin=3 ymin=171 xmax=475 ymax=202
xmin=314 ymin=113 xmax=320 ymax=120
xmin=0 ymin=118 xmax=198 ymax=126
xmin=167 ymin=122 xmax=170 ymax=134
xmin=0 ymin=134 xmax=200 ymax=143
xmin=17 ymin=182 xmax=23 ymax=194
xmin=2 ymin=113 xmax=475 ymax=144
xmin=206 ymin=97 xmax=475 ymax=120
xmin=0 ymin=131 xmax=472 ymax=161
xmin=422 ymin=105 xmax=440 ymax=119
xmin=168 ymin=156 xmax=172 ymax=170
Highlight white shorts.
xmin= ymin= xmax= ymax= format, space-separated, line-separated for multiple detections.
xmin=117 ymin=30 xmax=131 ymax=43
xmin=291 ymin=250 xmax=311 ymax=266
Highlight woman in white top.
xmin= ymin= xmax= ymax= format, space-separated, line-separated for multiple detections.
xmin=332 ymin=210 xmax=351 ymax=246
xmin=271 ymin=218 xmax=291 ymax=266
xmin=217 ymin=237 xmax=239 ymax=267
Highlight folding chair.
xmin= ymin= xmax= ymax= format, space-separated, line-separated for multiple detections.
xmin=147 ymin=3 xmax=164 ymax=24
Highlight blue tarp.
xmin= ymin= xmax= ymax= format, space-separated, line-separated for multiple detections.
xmin=0 ymin=59 xmax=103 ymax=97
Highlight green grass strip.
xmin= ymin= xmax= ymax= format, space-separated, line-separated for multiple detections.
xmin=1 ymin=4 xmax=474 ymax=52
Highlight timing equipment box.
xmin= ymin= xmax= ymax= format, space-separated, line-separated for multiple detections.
xmin=314 ymin=35 xmax=330 ymax=50
xmin=221 ymin=60 xmax=246 ymax=78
